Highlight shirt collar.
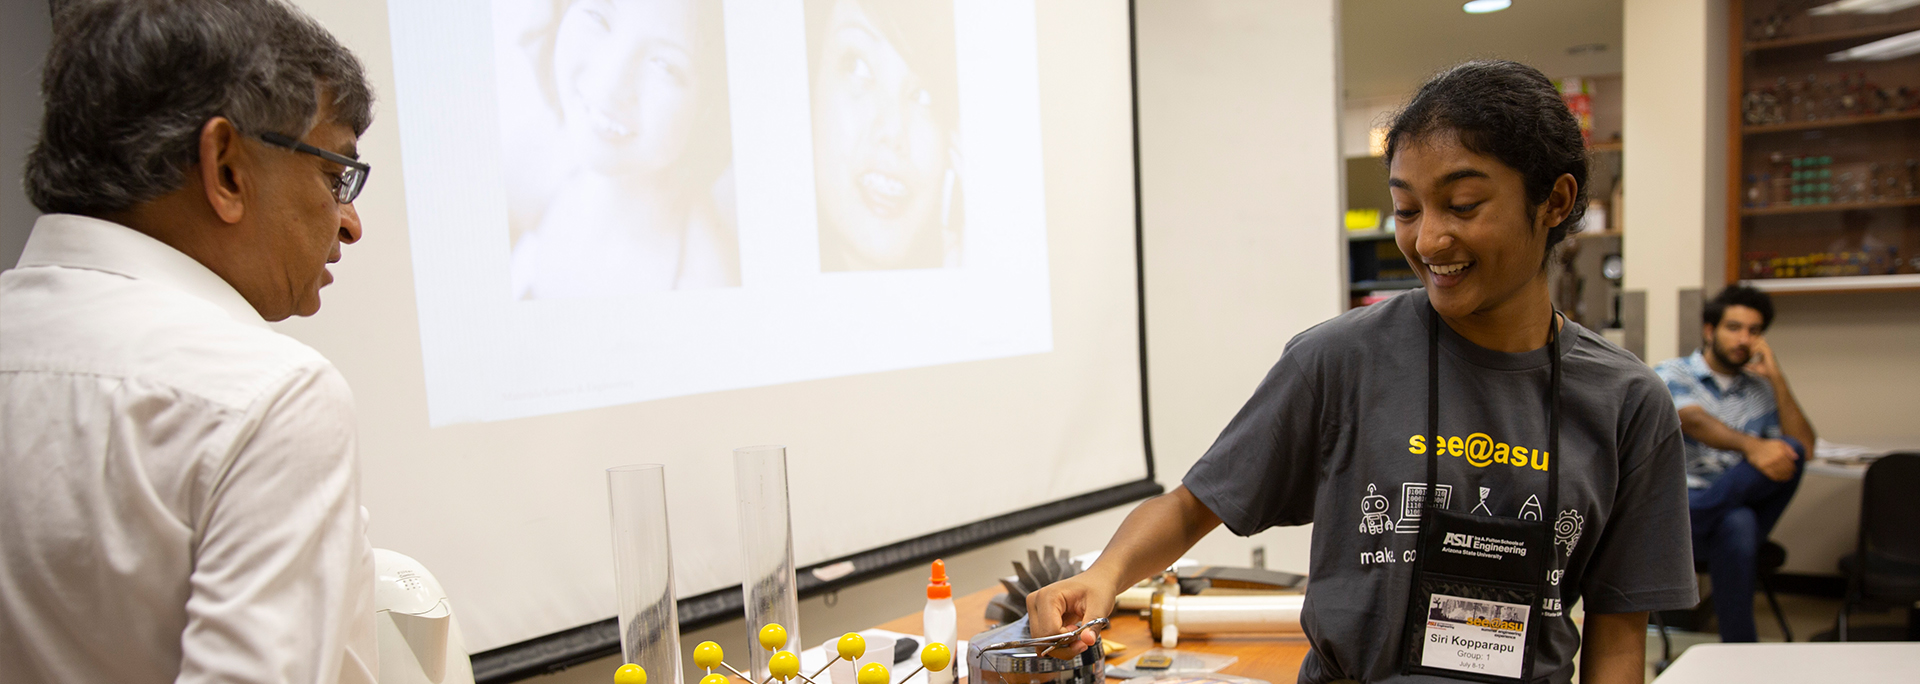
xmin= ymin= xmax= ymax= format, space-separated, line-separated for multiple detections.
xmin=15 ymin=214 xmax=270 ymax=330
xmin=1686 ymin=348 xmax=1747 ymax=389
xmin=1685 ymin=349 xmax=1712 ymax=379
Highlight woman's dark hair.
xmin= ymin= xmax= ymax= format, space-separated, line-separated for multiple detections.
xmin=1384 ymin=60 xmax=1589 ymax=263
xmin=1703 ymin=284 xmax=1775 ymax=330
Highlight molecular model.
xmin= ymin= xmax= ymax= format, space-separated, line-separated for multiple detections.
xmin=613 ymin=624 xmax=953 ymax=684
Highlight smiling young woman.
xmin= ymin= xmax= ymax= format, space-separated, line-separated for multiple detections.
xmin=1386 ymin=60 xmax=1587 ymax=354
xmin=1025 ymin=60 xmax=1699 ymax=684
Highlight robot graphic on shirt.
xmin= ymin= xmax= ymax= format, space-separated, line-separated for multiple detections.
xmin=1359 ymin=484 xmax=1392 ymax=535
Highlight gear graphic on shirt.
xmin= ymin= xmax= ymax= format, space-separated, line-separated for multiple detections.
xmin=1554 ymin=509 xmax=1584 ymax=554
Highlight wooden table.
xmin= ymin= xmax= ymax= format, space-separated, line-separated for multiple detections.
xmin=876 ymin=587 xmax=1311 ymax=684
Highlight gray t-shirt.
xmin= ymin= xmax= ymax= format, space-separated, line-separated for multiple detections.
xmin=1184 ymin=289 xmax=1698 ymax=684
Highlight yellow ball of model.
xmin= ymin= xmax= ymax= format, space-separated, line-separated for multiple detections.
xmin=836 ymin=632 xmax=867 ymax=661
xmin=759 ymin=623 xmax=788 ymax=651
xmin=920 ymin=642 xmax=952 ymax=673
xmin=857 ymin=663 xmax=891 ymax=684
xmin=614 ymin=663 xmax=646 ymax=684
xmin=768 ymin=651 xmax=801 ymax=681
xmin=693 ymin=641 xmax=725 ymax=671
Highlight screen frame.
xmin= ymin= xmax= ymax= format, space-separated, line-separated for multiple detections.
xmin=468 ymin=1 xmax=1158 ymax=680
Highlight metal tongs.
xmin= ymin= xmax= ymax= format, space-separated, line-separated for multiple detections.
xmin=978 ymin=617 xmax=1111 ymax=657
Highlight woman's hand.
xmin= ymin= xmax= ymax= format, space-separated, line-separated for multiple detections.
xmin=1021 ymin=486 xmax=1224 ymax=659
xmin=1025 ymin=567 xmax=1121 ymax=658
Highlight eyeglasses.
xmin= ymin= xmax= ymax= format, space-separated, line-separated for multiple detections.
xmin=257 ymin=131 xmax=371 ymax=204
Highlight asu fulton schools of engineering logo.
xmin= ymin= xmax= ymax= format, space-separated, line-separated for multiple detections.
xmin=1441 ymin=532 xmax=1528 ymax=558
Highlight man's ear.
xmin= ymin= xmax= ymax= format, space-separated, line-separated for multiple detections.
xmin=197 ymin=117 xmax=248 ymax=225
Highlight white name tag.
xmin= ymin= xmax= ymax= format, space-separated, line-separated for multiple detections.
xmin=1419 ymin=594 xmax=1530 ymax=678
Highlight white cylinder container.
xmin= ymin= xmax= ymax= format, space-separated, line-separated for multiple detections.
xmin=1149 ymin=593 xmax=1305 ymax=647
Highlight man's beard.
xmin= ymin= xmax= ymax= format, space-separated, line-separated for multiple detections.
xmin=1709 ymin=338 xmax=1749 ymax=370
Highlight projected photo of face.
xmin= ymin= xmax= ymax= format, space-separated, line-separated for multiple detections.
xmin=806 ymin=0 xmax=964 ymax=272
xmin=497 ymin=0 xmax=739 ymax=299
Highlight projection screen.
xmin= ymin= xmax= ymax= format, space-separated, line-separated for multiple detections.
xmin=326 ymin=0 xmax=1151 ymax=671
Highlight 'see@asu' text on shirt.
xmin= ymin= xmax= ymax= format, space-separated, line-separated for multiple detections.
xmin=1184 ymin=289 xmax=1698 ymax=684
xmin=0 ymin=214 xmax=376 ymax=684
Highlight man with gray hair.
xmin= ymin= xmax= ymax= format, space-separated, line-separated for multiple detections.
xmin=0 ymin=1 xmax=377 ymax=682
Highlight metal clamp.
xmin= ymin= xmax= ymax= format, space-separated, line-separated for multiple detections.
xmin=976 ymin=617 xmax=1110 ymax=655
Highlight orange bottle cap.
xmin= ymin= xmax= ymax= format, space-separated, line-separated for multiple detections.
xmin=927 ymin=559 xmax=951 ymax=599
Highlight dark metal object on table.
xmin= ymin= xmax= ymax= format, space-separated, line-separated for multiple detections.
xmin=986 ymin=546 xmax=1082 ymax=624
xmin=893 ymin=637 xmax=919 ymax=665
xmin=1176 ymin=566 xmax=1306 ymax=595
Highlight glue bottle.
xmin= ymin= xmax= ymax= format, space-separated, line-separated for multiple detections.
xmin=923 ymin=559 xmax=956 ymax=684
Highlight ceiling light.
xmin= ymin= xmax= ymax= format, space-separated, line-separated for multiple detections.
xmin=1464 ymin=0 xmax=1512 ymax=13
xmin=1809 ymin=0 xmax=1920 ymax=15
xmin=1828 ymin=29 xmax=1920 ymax=61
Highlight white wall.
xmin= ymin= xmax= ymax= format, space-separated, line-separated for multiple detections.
xmin=1133 ymin=0 xmax=1341 ymax=577
xmin=0 ymin=0 xmax=51 ymax=269
xmin=534 ymin=0 xmax=1346 ymax=680
xmin=1760 ymin=290 xmax=1920 ymax=443
xmin=1622 ymin=0 xmax=1728 ymax=363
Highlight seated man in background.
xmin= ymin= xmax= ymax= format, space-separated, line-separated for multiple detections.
xmin=1654 ymin=284 xmax=1816 ymax=643
xmin=0 ymin=1 xmax=376 ymax=682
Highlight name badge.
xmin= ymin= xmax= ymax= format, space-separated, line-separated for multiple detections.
xmin=1401 ymin=507 xmax=1552 ymax=683
xmin=1419 ymin=593 xmax=1530 ymax=678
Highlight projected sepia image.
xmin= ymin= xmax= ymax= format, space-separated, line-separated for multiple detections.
xmin=806 ymin=0 xmax=964 ymax=272
xmin=399 ymin=0 xmax=1053 ymax=426
xmin=496 ymin=0 xmax=740 ymax=299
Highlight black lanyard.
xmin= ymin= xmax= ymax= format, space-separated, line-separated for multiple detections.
xmin=1400 ymin=302 xmax=1567 ymax=684
xmin=1421 ymin=303 xmax=1561 ymax=524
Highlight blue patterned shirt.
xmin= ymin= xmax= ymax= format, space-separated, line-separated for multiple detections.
xmin=1654 ymin=350 xmax=1781 ymax=488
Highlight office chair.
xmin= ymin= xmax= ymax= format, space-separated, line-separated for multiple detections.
xmin=1836 ymin=452 xmax=1920 ymax=641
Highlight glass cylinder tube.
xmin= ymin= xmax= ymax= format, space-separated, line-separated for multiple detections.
xmin=607 ymin=464 xmax=683 ymax=684
xmin=734 ymin=445 xmax=800 ymax=682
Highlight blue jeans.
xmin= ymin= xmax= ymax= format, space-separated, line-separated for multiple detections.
xmin=1687 ymin=437 xmax=1805 ymax=643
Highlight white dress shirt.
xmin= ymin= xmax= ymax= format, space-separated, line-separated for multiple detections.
xmin=0 ymin=214 xmax=376 ymax=684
